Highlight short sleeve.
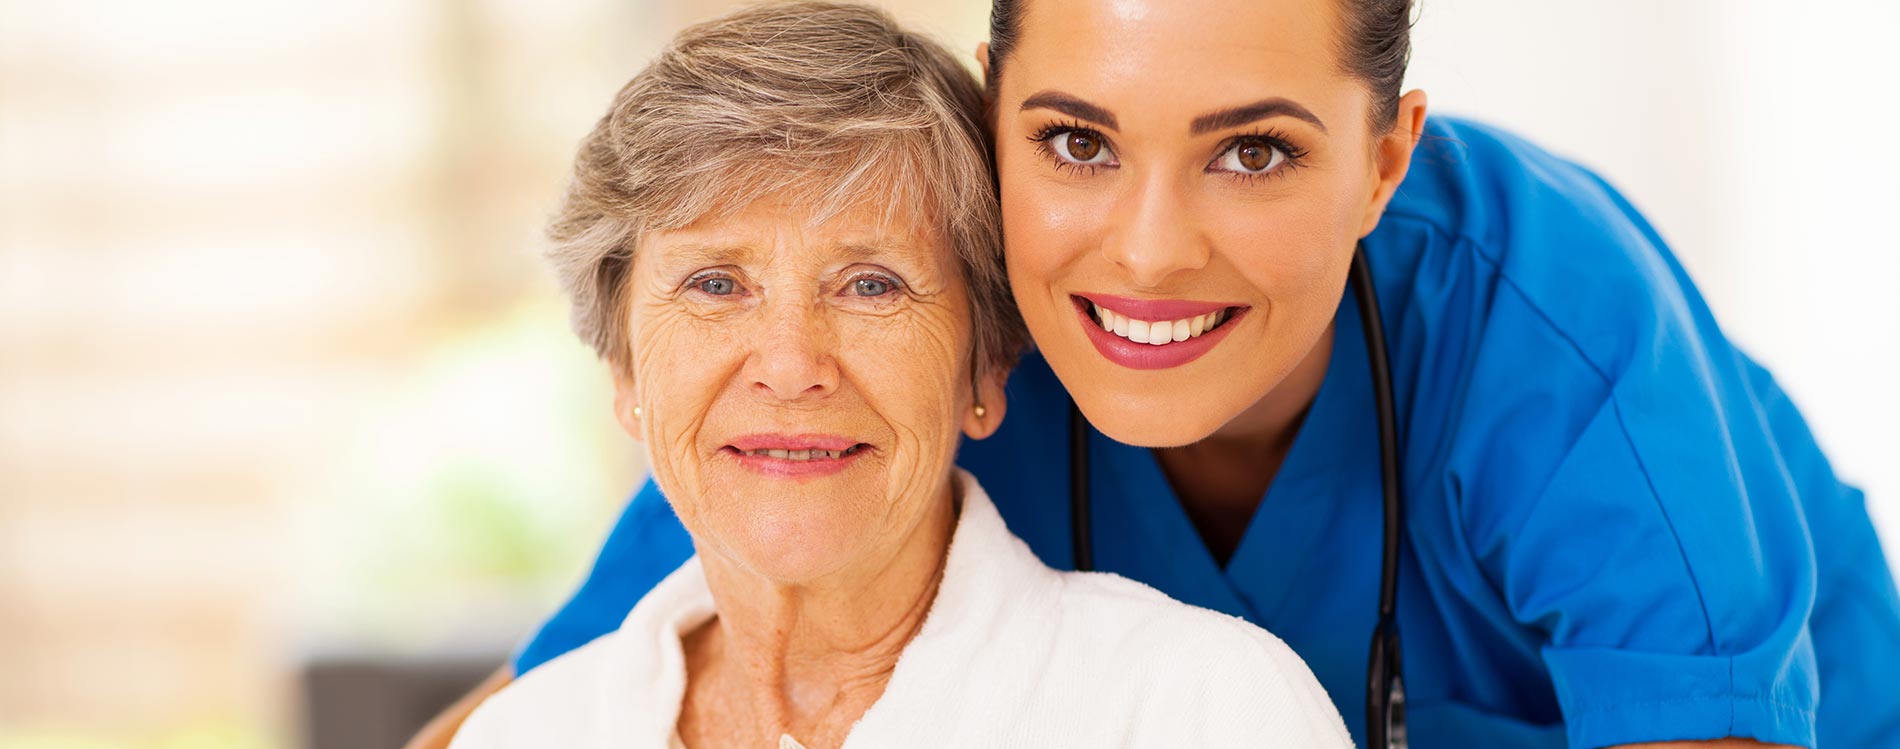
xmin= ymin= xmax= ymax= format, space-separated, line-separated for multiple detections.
xmin=512 ymin=476 xmax=694 ymax=674
xmin=1465 ymin=349 xmax=1821 ymax=747
xmin=1395 ymin=122 xmax=1831 ymax=747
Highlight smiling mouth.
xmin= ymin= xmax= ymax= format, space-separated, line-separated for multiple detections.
xmin=1082 ymin=300 xmax=1240 ymax=345
xmin=724 ymin=445 xmax=869 ymax=461
xmin=1068 ymin=294 xmax=1252 ymax=370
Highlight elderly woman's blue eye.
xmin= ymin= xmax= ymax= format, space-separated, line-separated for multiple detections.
xmin=696 ymin=277 xmax=737 ymax=295
xmin=852 ymin=277 xmax=895 ymax=296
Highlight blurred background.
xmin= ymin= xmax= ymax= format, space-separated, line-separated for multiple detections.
xmin=2 ymin=0 xmax=1894 ymax=746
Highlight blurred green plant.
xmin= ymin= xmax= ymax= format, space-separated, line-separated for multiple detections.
xmin=295 ymin=298 xmax=641 ymax=651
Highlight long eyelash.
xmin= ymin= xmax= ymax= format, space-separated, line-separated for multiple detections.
xmin=1027 ymin=119 xmax=1109 ymax=177
xmin=1214 ymin=128 xmax=1311 ymax=184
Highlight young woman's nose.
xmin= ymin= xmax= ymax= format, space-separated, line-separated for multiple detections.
xmin=743 ymin=298 xmax=840 ymax=401
xmin=1099 ymin=174 xmax=1211 ymax=288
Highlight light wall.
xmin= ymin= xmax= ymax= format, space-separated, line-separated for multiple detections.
xmin=0 ymin=1 xmax=1891 ymax=747
xmin=1407 ymin=0 xmax=1900 ymax=560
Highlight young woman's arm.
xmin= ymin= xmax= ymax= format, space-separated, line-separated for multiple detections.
xmin=401 ymin=666 xmax=512 ymax=749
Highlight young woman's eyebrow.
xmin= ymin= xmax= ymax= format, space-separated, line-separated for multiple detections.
xmin=1019 ymin=90 xmax=1119 ymax=131
xmin=1190 ymin=97 xmax=1327 ymax=135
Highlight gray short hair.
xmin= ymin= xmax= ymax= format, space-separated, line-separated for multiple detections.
xmin=547 ymin=0 xmax=1024 ymax=379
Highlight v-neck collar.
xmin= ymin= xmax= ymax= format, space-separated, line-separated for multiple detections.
xmin=1223 ymin=290 xmax=1375 ymax=624
xmin=1089 ymin=290 xmax=1372 ymax=628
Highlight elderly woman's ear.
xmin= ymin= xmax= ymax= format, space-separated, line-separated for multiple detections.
xmin=610 ymin=370 xmax=644 ymax=443
xmin=962 ymin=366 xmax=1009 ymax=441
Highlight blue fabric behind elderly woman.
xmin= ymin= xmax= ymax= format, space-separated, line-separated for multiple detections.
xmin=512 ymin=116 xmax=1900 ymax=749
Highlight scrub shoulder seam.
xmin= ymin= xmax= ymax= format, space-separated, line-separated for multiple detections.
xmin=1378 ymin=211 xmax=1615 ymax=386
xmin=1382 ymin=213 xmax=1722 ymax=655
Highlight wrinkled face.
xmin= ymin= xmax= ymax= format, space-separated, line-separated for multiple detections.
xmin=994 ymin=0 xmax=1410 ymax=446
xmin=618 ymin=195 xmax=991 ymax=583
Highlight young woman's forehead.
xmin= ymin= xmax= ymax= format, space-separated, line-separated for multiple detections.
xmin=1008 ymin=0 xmax=1351 ymax=110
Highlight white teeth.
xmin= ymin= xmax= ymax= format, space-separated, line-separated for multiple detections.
xmin=1089 ymin=302 xmax=1232 ymax=346
xmin=747 ymin=448 xmax=847 ymax=461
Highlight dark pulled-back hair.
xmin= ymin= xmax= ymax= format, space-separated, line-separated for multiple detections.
xmin=987 ymin=0 xmax=1416 ymax=132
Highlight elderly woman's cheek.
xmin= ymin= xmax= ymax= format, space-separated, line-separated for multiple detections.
xmin=631 ymin=307 xmax=742 ymax=491
xmin=844 ymin=303 xmax=969 ymax=500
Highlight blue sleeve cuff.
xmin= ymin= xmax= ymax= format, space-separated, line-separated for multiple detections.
xmin=1543 ymin=647 xmax=1816 ymax=748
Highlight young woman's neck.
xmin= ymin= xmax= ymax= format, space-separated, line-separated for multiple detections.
xmin=1153 ymin=320 xmax=1335 ymax=566
xmin=678 ymin=484 xmax=956 ymax=748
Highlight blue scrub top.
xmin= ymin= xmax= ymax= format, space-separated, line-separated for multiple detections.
xmin=512 ymin=117 xmax=1900 ymax=748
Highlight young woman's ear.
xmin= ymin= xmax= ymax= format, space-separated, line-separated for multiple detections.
xmin=1359 ymin=89 xmax=1430 ymax=238
xmin=962 ymin=365 xmax=1010 ymax=441
xmin=975 ymin=41 xmax=999 ymax=126
xmin=610 ymin=370 xmax=645 ymax=443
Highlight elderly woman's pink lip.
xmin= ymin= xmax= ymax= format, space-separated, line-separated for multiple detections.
xmin=723 ymin=443 xmax=869 ymax=480
xmin=726 ymin=433 xmax=862 ymax=452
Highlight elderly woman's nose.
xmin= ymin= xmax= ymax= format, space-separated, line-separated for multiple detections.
xmin=743 ymin=299 xmax=840 ymax=400
xmin=1100 ymin=175 xmax=1211 ymax=289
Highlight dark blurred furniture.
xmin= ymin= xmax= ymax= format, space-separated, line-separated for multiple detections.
xmin=300 ymin=651 xmax=499 ymax=749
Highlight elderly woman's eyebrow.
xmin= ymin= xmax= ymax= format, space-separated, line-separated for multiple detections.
xmin=663 ymin=242 xmax=757 ymax=267
xmin=834 ymin=240 xmax=912 ymax=260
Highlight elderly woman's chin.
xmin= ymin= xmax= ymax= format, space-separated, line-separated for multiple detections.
xmin=686 ymin=453 xmax=924 ymax=583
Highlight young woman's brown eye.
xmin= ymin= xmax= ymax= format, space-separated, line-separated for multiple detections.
xmin=1044 ymin=128 xmax=1116 ymax=166
xmin=1214 ymin=136 xmax=1287 ymax=176
xmin=1065 ymin=132 xmax=1101 ymax=161
xmin=1237 ymin=142 xmax=1272 ymax=171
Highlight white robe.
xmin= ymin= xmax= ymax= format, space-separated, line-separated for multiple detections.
xmin=451 ymin=470 xmax=1355 ymax=748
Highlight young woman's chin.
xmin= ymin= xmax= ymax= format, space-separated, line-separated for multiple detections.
xmin=1071 ymin=391 xmax=1231 ymax=444
xmin=1029 ymin=315 xmax=1290 ymax=448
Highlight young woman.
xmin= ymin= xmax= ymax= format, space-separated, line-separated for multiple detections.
xmin=412 ymin=0 xmax=1900 ymax=747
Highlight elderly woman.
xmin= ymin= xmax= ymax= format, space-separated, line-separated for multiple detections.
xmin=448 ymin=3 xmax=1350 ymax=748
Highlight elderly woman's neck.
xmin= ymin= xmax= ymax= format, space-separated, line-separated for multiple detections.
xmin=683 ymin=483 xmax=959 ymax=745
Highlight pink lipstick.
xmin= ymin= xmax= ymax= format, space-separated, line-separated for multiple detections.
xmin=1071 ymin=293 xmax=1250 ymax=370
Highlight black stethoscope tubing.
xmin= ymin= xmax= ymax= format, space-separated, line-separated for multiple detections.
xmin=1067 ymin=243 xmax=1408 ymax=748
